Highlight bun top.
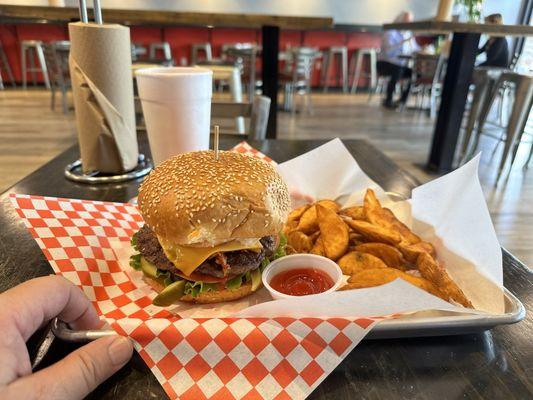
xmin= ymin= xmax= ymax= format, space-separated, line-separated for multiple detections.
xmin=138 ymin=150 xmax=290 ymax=246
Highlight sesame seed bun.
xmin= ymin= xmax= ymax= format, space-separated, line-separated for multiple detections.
xmin=138 ymin=150 xmax=290 ymax=246
xmin=143 ymin=275 xmax=256 ymax=304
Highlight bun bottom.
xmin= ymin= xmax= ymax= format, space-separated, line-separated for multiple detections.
xmin=143 ymin=275 xmax=255 ymax=304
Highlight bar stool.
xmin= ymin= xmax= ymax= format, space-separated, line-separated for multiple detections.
xmin=281 ymin=47 xmax=319 ymax=114
xmin=320 ymin=46 xmax=348 ymax=93
xmin=42 ymin=41 xmax=71 ymax=114
xmin=350 ymin=48 xmax=378 ymax=94
xmin=131 ymin=43 xmax=147 ymax=61
xmin=191 ymin=43 xmax=212 ymax=65
xmin=21 ymin=40 xmax=50 ymax=89
xmin=462 ymin=71 xmax=533 ymax=182
xmin=149 ymin=42 xmax=172 ymax=61
xmin=459 ymin=67 xmax=505 ymax=163
xmin=224 ymin=43 xmax=258 ymax=101
xmin=0 ymin=41 xmax=15 ymax=89
xmin=367 ymin=76 xmax=390 ymax=102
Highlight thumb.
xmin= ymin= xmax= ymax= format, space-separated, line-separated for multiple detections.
xmin=8 ymin=335 xmax=133 ymax=399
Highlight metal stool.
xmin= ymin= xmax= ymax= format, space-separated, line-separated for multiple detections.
xmin=350 ymin=48 xmax=378 ymax=94
xmin=42 ymin=41 xmax=71 ymax=114
xmin=223 ymin=43 xmax=258 ymax=101
xmin=148 ymin=42 xmax=172 ymax=61
xmin=0 ymin=41 xmax=15 ymax=89
xmin=21 ymin=40 xmax=50 ymax=89
xmin=131 ymin=43 xmax=147 ymax=61
xmin=367 ymin=76 xmax=390 ymax=102
xmin=463 ymin=71 xmax=533 ymax=182
xmin=459 ymin=67 xmax=506 ymax=163
xmin=191 ymin=43 xmax=212 ymax=65
xmin=320 ymin=46 xmax=348 ymax=93
xmin=281 ymin=47 xmax=319 ymax=114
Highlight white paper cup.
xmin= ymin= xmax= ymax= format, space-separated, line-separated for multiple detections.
xmin=135 ymin=67 xmax=213 ymax=165
xmin=262 ymin=254 xmax=343 ymax=300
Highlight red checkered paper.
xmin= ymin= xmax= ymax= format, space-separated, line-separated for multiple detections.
xmin=10 ymin=142 xmax=384 ymax=399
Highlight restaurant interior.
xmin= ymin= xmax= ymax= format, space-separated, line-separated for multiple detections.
xmin=0 ymin=0 xmax=531 ymax=265
xmin=0 ymin=0 xmax=532 ymax=399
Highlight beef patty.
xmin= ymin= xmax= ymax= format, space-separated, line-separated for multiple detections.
xmin=135 ymin=225 xmax=277 ymax=279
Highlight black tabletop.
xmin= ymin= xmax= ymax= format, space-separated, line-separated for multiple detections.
xmin=0 ymin=138 xmax=531 ymax=399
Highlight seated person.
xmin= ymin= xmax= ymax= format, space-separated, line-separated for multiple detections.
xmin=377 ymin=11 xmax=418 ymax=109
xmin=478 ymin=13 xmax=509 ymax=68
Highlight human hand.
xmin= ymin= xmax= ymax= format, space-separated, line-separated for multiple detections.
xmin=0 ymin=275 xmax=133 ymax=399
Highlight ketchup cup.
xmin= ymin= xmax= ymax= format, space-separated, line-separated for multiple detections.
xmin=262 ymin=254 xmax=343 ymax=300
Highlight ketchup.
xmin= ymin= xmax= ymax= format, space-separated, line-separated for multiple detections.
xmin=270 ymin=268 xmax=334 ymax=296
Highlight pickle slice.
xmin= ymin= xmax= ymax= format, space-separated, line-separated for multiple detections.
xmin=140 ymin=256 xmax=158 ymax=279
xmin=153 ymin=280 xmax=186 ymax=306
xmin=251 ymin=268 xmax=262 ymax=292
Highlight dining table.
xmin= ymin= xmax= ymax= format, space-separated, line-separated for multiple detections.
xmin=383 ymin=20 xmax=533 ymax=173
xmin=0 ymin=137 xmax=531 ymax=399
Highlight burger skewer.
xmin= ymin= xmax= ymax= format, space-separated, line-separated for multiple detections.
xmin=214 ymin=125 xmax=220 ymax=161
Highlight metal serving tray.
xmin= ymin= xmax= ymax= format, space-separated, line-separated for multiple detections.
xmin=366 ymin=287 xmax=525 ymax=339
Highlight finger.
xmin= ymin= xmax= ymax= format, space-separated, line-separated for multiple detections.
xmin=3 ymin=335 xmax=133 ymax=400
xmin=0 ymin=275 xmax=100 ymax=342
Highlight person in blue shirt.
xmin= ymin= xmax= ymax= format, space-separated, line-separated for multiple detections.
xmin=377 ymin=11 xmax=418 ymax=109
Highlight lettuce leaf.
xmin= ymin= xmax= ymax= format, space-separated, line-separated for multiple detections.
xmin=129 ymin=253 xmax=141 ymax=270
xmin=184 ymin=281 xmax=219 ymax=297
xmin=272 ymin=232 xmax=287 ymax=260
xmin=260 ymin=258 xmax=270 ymax=272
xmin=226 ymin=275 xmax=243 ymax=291
xmin=129 ymin=232 xmax=141 ymax=270
xmin=155 ymin=269 xmax=174 ymax=287
xmin=131 ymin=231 xmax=139 ymax=251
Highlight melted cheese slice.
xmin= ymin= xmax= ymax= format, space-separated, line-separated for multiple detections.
xmin=158 ymin=237 xmax=263 ymax=277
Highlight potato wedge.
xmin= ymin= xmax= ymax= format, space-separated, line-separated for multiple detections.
xmin=337 ymin=251 xmax=388 ymax=275
xmin=363 ymin=189 xmax=420 ymax=245
xmin=287 ymin=231 xmax=313 ymax=253
xmin=285 ymin=245 xmax=297 ymax=255
xmin=283 ymin=219 xmax=299 ymax=235
xmin=297 ymin=205 xmax=318 ymax=234
xmin=309 ymin=230 xmax=321 ymax=243
xmin=340 ymin=206 xmax=366 ymax=221
xmin=354 ymin=243 xmax=407 ymax=270
xmin=317 ymin=199 xmax=340 ymax=212
xmin=316 ymin=204 xmax=349 ymax=260
xmin=310 ymin=236 xmax=325 ymax=256
xmin=349 ymin=232 xmax=365 ymax=246
xmin=287 ymin=204 xmax=310 ymax=224
xmin=398 ymin=241 xmax=435 ymax=263
xmin=363 ymin=188 xmax=382 ymax=210
xmin=344 ymin=219 xmax=401 ymax=245
xmin=416 ymin=253 xmax=472 ymax=308
xmin=381 ymin=208 xmax=421 ymax=245
xmin=340 ymin=267 xmax=446 ymax=299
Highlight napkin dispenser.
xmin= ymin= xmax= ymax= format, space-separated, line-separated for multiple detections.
xmin=68 ymin=21 xmax=139 ymax=175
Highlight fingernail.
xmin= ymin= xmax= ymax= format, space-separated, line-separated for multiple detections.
xmin=108 ymin=336 xmax=133 ymax=366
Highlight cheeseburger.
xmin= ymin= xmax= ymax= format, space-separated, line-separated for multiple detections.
xmin=130 ymin=150 xmax=290 ymax=305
